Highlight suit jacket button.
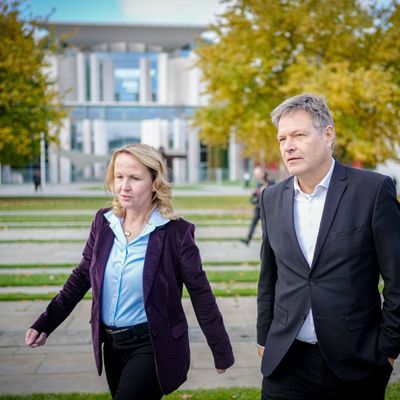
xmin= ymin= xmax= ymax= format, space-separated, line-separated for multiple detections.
xmin=310 ymin=281 xmax=317 ymax=285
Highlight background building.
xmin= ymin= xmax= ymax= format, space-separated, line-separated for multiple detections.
xmin=43 ymin=22 xmax=244 ymax=184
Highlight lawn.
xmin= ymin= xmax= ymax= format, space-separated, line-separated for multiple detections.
xmin=1 ymin=383 xmax=400 ymax=399
xmin=0 ymin=271 xmax=259 ymax=287
xmin=0 ymin=196 xmax=251 ymax=211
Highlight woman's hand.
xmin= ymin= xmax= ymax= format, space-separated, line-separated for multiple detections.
xmin=25 ymin=328 xmax=47 ymax=348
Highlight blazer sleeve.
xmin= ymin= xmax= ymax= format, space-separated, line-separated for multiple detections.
xmin=30 ymin=209 xmax=102 ymax=336
xmin=177 ymin=223 xmax=235 ymax=370
xmin=257 ymin=188 xmax=278 ymax=347
xmin=373 ymin=177 xmax=400 ymax=358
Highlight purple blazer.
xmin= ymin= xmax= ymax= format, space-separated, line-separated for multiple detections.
xmin=31 ymin=208 xmax=234 ymax=394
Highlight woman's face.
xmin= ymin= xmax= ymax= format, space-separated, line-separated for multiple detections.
xmin=113 ymin=152 xmax=154 ymax=213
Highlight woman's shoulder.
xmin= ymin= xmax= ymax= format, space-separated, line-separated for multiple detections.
xmin=166 ymin=217 xmax=193 ymax=229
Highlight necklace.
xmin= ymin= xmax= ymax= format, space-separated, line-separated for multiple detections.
xmin=122 ymin=214 xmax=150 ymax=239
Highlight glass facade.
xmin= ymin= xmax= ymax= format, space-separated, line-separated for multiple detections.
xmin=95 ymin=52 xmax=160 ymax=102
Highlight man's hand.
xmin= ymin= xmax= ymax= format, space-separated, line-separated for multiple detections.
xmin=25 ymin=328 xmax=47 ymax=348
xmin=388 ymin=357 xmax=396 ymax=367
xmin=216 ymin=369 xmax=226 ymax=374
xmin=258 ymin=345 xmax=265 ymax=358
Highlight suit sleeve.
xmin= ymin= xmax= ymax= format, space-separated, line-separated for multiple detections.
xmin=30 ymin=209 xmax=102 ymax=336
xmin=373 ymin=177 xmax=400 ymax=358
xmin=178 ymin=223 xmax=234 ymax=370
xmin=257 ymin=188 xmax=278 ymax=347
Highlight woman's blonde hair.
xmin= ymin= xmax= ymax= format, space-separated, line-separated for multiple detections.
xmin=104 ymin=144 xmax=177 ymax=219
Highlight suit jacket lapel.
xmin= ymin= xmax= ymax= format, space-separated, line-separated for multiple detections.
xmin=282 ymin=179 xmax=310 ymax=273
xmin=143 ymin=227 xmax=166 ymax=303
xmin=311 ymin=162 xmax=348 ymax=269
xmin=94 ymin=219 xmax=115 ymax=288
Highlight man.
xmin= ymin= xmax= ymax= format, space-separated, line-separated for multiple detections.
xmin=241 ymin=166 xmax=270 ymax=246
xmin=257 ymin=94 xmax=400 ymax=400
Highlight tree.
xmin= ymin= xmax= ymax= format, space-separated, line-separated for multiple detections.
xmin=193 ymin=0 xmax=400 ymax=166
xmin=0 ymin=0 xmax=65 ymax=167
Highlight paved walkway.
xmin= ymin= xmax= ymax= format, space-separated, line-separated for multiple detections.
xmin=0 ymin=298 xmax=261 ymax=394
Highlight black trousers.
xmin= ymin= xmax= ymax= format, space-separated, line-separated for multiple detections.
xmin=262 ymin=340 xmax=393 ymax=400
xmin=246 ymin=205 xmax=261 ymax=242
xmin=103 ymin=323 xmax=163 ymax=400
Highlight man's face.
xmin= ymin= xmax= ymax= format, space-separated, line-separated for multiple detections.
xmin=277 ymin=110 xmax=334 ymax=183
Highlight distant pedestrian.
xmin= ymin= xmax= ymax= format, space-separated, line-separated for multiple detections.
xmin=25 ymin=143 xmax=234 ymax=399
xmin=240 ymin=166 xmax=270 ymax=246
xmin=243 ymin=171 xmax=251 ymax=188
xmin=33 ymin=169 xmax=41 ymax=192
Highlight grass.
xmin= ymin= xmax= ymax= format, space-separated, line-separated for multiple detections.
xmin=0 ymin=287 xmax=259 ymax=301
xmin=0 ymin=196 xmax=250 ymax=211
xmin=0 ymin=214 xmax=250 ymax=224
xmin=0 ymin=387 xmax=261 ymax=400
xmin=1 ymin=383 xmax=400 ymax=399
xmin=0 ymin=271 xmax=260 ymax=287
xmin=0 ymin=237 xmax=260 ymax=244
xmin=0 ymin=261 xmax=260 ymax=269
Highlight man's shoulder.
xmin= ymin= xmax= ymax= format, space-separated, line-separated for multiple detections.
xmin=263 ymin=176 xmax=292 ymax=196
xmin=338 ymin=163 xmax=389 ymax=185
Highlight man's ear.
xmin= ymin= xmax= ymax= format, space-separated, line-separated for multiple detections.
xmin=325 ymin=125 xmax=335 ymax=150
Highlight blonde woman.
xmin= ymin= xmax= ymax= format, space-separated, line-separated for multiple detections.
xmin=26 ymin=144 xmax=234 ymax=399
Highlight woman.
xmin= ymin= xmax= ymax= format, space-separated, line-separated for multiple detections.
xmin=25 ymin=144 xmax=234 ymax=399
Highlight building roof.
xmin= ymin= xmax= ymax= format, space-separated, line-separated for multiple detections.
xmin=40 ymin=22 xmax=207 ymax=52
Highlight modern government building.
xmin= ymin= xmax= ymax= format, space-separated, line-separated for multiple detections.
xmin=42 ymin=22 xmax=246 ymax=184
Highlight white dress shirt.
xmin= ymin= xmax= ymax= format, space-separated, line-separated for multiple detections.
xmin=294 ymin=158 xmax=335 ymax=343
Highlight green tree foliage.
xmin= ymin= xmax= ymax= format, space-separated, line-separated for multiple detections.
xmin=194 ymin=0 xmax=400 ymax=166
xmin=0 ymin=0 xmax=65 ymax=167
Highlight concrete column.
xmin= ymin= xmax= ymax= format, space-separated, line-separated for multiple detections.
xmin=82 ymin=119 xmax=92 ymax=179
xmin=172 ymin=118 xmax=187 ymax=184
xmin=76 ymin=52 xmax=85 ymax=102
xmin=48 ymin=142 xmax=59 ymax=183
xmin=157 ymin=53 xmax=168 ymax=104
xmin=188 ymin=52 xmax=201 ymax=106
xmin=101 ymin=58 xmax=114 ymax=101
xmin=90 ymin=53 xmax=99 ymax=102
xmin=59 ymin=118 xmax=72 ymax=183
xmin=229 ymin=133 xmax=244 ymax=181
xmin=139 ymin=58 xmax=151 ymax=103
xmin=188 ymin=126 xmax=200 ymax=183
xmin=140 ymin=119 xmax=168 ymax=149
xmin=93 ymin=119 xmax=108 ymax=179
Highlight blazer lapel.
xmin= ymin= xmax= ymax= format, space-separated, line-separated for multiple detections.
xmin=93 ymin=220 xmax=115 ymax=288
xmin=282 ymin=179 xmax=310 ymax=273
xmin=143 ymin=227 xmax=166 ymax=303
xmin=311 ymin=162 xmax=348 ymax=269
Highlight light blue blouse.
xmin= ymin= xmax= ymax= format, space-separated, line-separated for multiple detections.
xmin=101 ymin=208 xmax=170 ymax=328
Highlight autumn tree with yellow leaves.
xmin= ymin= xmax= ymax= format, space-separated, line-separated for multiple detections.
xmin=194 ymin=0 xmax=400 ymax=167
xmin=0 ymin=0 xmax=65 ymax=167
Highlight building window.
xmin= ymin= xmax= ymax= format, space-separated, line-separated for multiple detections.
xmin=151 ymin=59 xmax=158 ymax=102
xmin=85 ymin=58 xmax=91 ymax=101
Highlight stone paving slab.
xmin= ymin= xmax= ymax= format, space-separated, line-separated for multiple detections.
xmin=0 ymin=226 xmax=260 ymax=241
xmin=0 ymin=240 xmax=261 ymax=265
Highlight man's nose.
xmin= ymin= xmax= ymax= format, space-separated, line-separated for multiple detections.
xmin=282 ymin=138 xmax=295 ymax=152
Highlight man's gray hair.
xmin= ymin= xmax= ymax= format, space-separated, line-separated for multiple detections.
xmin=271 ymin=94 xmax=335 ymax=133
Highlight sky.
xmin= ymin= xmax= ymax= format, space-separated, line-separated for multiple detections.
xmin=23 ymin=0 xmax=228 ymax=25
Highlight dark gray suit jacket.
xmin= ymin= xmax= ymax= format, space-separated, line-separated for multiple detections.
xmin=32 ymin=209 xmax=234 ymax=394
xmin=257 ymin=161 xmax=400 ymax=380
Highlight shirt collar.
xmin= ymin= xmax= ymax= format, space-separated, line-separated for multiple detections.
xmin=104 ymin=208 xmax=170 ymax=243
xmin=294 ymin=157 xmax=335 ymax=196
